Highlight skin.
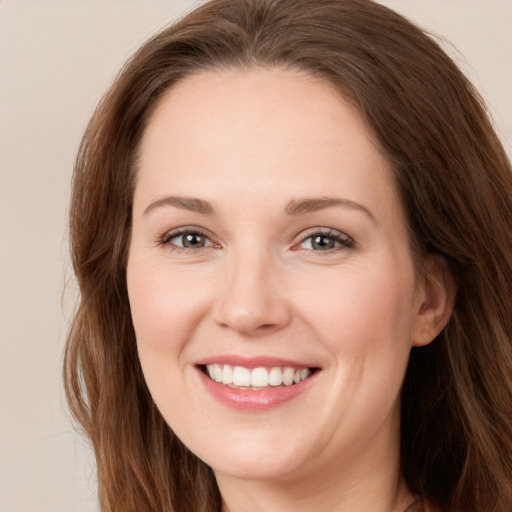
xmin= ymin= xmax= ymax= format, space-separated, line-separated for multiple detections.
xmin=127 ymin=68 xmax=452 ymax=512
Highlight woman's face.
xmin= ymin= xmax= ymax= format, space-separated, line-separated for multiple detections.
xmin=127 ymin=68 xmax=428 ymax=484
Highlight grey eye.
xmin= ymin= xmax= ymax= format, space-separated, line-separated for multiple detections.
xmin=171 ymin=232 xmax=211 ymax=248
xmin=300 ymin=234 xmax=339 ymax=250
xmin=311 ymin=235 xmax=336 ymax=250
xmin=297 ymin=229 xmax=354 ymax=251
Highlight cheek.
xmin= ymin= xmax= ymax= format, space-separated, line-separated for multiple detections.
xmin=295 ymin=260 xmax=417 ymax=430
xmin=294 ymin=263 xmax=417 ymax=354
xmin=126 ymin=261 xmax=211 ymax=364
xmin=126 ymin=260 xmax=214 ymax=423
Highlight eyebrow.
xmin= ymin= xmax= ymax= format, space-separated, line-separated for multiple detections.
xmin=143 ymin=196 xmax=215 ymax=216
xmin=285 ymin=197 xmax=376 ymax=223
xmin=143 ymin=194 xmax=376 ymax=223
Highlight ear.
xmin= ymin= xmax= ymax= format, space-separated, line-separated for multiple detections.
xmin=411 ymin=255 xmax=456 ymax=347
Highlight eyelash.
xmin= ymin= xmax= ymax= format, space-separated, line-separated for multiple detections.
xmin=157 ymin=227 xmax=355 ymax=254
xmin=157 ymin=228 xmax=217 ymax=254
xmin=294 ymin=228 xmax=355 ymax=252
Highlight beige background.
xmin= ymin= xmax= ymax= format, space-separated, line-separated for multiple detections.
xmin=1 ymin=1 xmax=510 ymax=511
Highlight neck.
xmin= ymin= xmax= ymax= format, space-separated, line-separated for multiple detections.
xmin=216 ymin=416 xmax=414 ymax=512
xmin=219 ymin=474 xmax=413 ymax=512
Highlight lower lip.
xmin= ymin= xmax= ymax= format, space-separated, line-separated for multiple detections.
xmin=196 ymin=368 xmax=318 ymax=411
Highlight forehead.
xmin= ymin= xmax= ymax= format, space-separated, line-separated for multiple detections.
xmin=135 ymin=67 xmax=398 ymax=219
xmin=140 ymin=67 xmax=370 ymax=164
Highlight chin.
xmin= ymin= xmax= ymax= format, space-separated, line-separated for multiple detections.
xmin=182 ymin=428 xmax=314 ymax=482
xmin=210 ymin=452 xmax=310 ymax=482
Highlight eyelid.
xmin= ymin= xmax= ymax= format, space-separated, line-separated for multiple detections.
xmin=158 ymin=226 xmax=220 ymax=250
xmin=291 ymin=227 xmax=355 ymax=251
xmin=156 ymin=225 xmax=354 ymax=253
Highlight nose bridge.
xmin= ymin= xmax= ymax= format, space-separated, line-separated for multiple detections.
xmin=213 ymin=241 xmax=290 ymax=335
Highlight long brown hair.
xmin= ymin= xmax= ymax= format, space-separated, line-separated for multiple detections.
xmin=64 ymin=1 xmax=512 ymax=510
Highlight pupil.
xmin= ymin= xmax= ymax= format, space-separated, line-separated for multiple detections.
xmin=313 ymin=235 xmax=334 ymax=250
xmin=183 ymin=233 xmax=204 ymax=248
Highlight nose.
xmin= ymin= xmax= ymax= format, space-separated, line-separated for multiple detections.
xmin=212 ymin=249 xmax=292 ymax=337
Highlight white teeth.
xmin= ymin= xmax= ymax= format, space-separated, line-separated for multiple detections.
xmin=222 ymin=364 xmax=233 ymax=385
xmin=251 ymin=367 xmax=269 ymax=387
xmin=269 ymin=367 xmax=283 ymax=386
xmin=205 ymin=364 xmax=314 ymax=388
xmin=213 ymin=363 xmax=223 ymax=383
xmin=282 ymin=367 xmax=295 ymax=386
xmin=232 ymin=366 xmax=251 ymax=387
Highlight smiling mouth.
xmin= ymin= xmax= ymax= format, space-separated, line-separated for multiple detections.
xmin=201 ymin=364 xmax=319 ymax=390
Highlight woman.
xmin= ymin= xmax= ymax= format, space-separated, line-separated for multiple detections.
xmin=64 ymin=0 xmax=512 ymax=511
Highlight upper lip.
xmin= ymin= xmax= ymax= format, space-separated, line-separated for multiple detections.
xmin=194 ymin=354 xmax=319 ymax=369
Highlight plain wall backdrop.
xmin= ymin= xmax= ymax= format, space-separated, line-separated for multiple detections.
xmin=1 ymin=1 xmax=510 ymax=511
